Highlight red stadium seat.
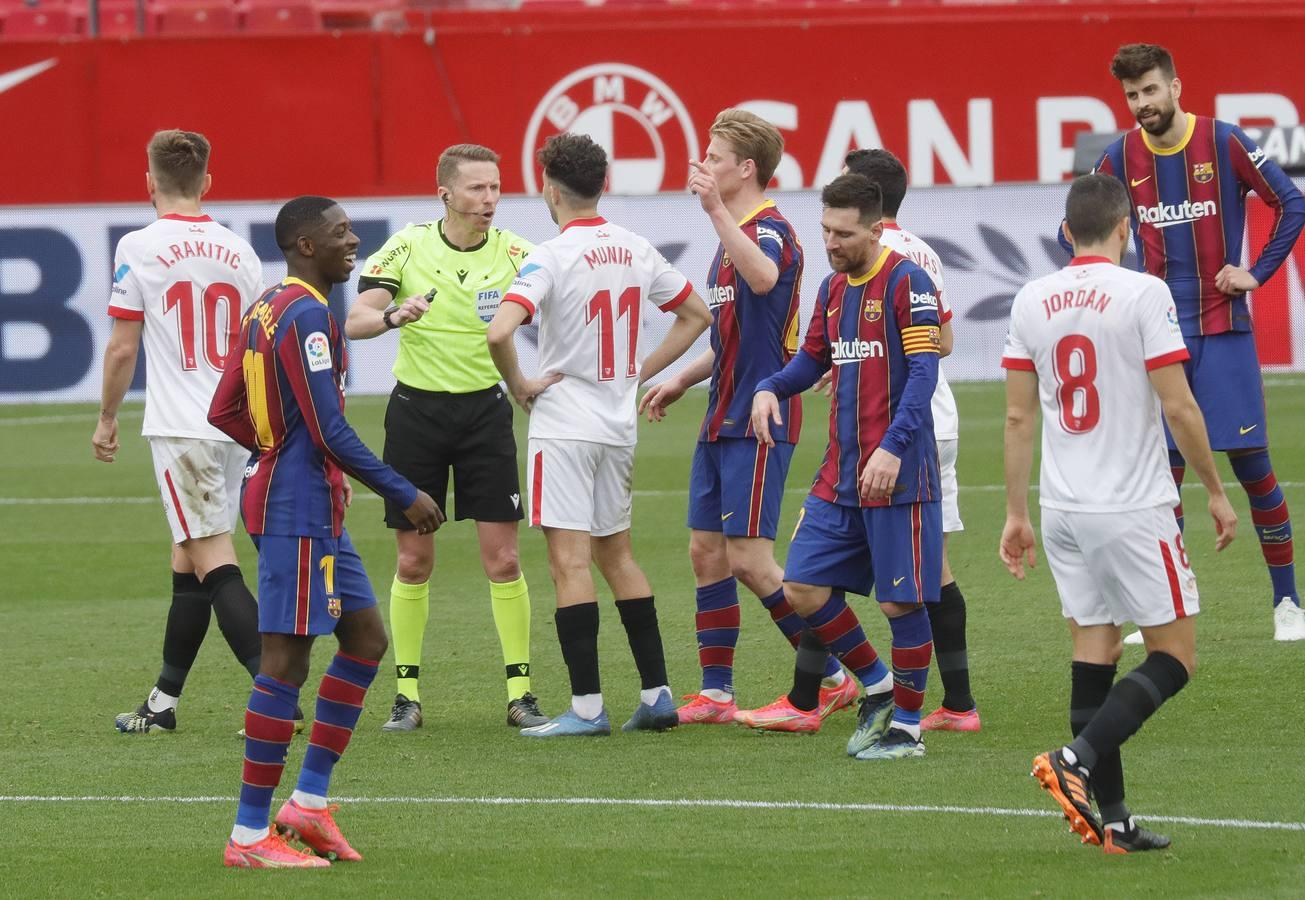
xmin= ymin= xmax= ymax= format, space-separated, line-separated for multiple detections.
xmin=90 ymin=1 xmax=154 ymax=36
xmin=3 ymin=5 xmax=78 ymax=36
xmin=154 ymin=3 xmax=238 ymax=34
xmin=241 ymin=1 xmax=321 ymax=32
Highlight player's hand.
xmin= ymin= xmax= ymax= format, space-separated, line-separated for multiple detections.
xmin=1214 ymin=265 xmax=1259 ymax=296
xmin=390 ymin=294 xmax=431 ymax=327
xmin=858 ymin=447 xmax=900 ymax=502
xmin=404 ymin=490 xmax=445 ymax=535
xmin=999 ymin=516 xmax=1037 ymax=580
xmin=639 ymin=379 xmax=686 ymax=422
xmin=688 ymin=161 xmax=725 ymax=215
xmin=510 ymin=373 xmax=563 ymax=413
xmin=92 ymin=416 xmax=119 ymax=463
xmin=751 ymin=390 xmax=782 ymax=448
xmin=814 ymin=371 xmax=833 ymax=397
xmin=342 ymin=479 xmax=354 ymax=508
xmin=1208 ymin=493 xmax=1238 ymax=551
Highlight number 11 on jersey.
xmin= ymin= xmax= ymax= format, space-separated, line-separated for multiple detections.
xmin=586 ymin=287 xmax=641 ymax=381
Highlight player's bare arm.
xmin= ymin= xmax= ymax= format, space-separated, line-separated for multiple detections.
xmin=689 ymin=160 xmax=779 ymax=294
xmin=1149 ymin=363 xmax=1238 ymax=550
xmin=486 ymin=301 xmax=562 ymax=411
xmin=1213 ymin=265 xmax=1259 ymax=296
xmin=639 ymin=293 xmax=712 ymax=387
xmin=345 ymin=287 xmax=430 ymax=339
xmin=92 ymin=318 xmax=144 ymax=463
xmin=939 ymin=319 xmax=954 ymax=357
xmin=639 ymin=348 xmax=713 ymax=422
xmin=1000 ymin=368 xmax=1039 ymax=579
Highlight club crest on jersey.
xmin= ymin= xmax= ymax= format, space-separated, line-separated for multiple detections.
xmin=327 ymin=597 xmax=341 ymax=618
xmin=1192 ymin=161 xmax=1214 ymax=184
xmin=863 ymin=297 xmax=883 ymax=322
xmin=523 ymin=63 xmax=699 ymax=195
xmin=304 ymin=332 xmax=332 ymax=372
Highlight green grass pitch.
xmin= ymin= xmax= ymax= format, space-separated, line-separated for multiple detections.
xmin=2 ymin=380 xmax=1304 ymax=897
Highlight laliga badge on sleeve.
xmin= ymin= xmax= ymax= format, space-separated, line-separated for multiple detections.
xmin=304 ymin=332 xmax=332 ymax=372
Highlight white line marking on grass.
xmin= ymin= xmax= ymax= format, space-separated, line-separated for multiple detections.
xmin=0 ymin=411 xmax=142 ymax=426
xmin=0 ymin=794 xmax=1301 ymax=832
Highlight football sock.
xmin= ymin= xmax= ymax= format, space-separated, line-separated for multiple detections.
xmin=156 ymin=570 xmax=211 ymax=698
xmin=147 ymin=686 xmax=180 ymax=714
xmin=1067 ymin=651 xmax=1189 ymax=771
xmin=556 ymin=602 xmax=601 ymax=703
xmin=927 ymin=581 xmax=975 ymax=712
xmin=1070 ymin=660 xmax=1126 ymax=818
xmin=296 ymin=653 xmax=378 ymax=801
xmin=694 ymin=577 xmax=740 ymax=695
xmin=390 ymin=576 xmax=429 ymax=701
xmin=203 ymin=564 xmax=262 ymax=678
xmin=888 ymin=606 xmax=933 ymax=738
xmin=573 ymin=693 xmax=604 ymax=720
xmin=1229 ymin=450 xmax=1300 ymax=607
xmin=290 ymin=790 xmax=327 ymax=810
xmin=1168 ymin=449 xmax=1186 ymax=533
xmin=804 ymin=591 xmax=891 ymax=689
xmin=616 ymin=596 xmax=669 ymax=691
xmin=787 ymin=628 xmax=829 ymax=712
xmin=640 ymin=687 xmax=669 ymax=707
xmin=235 ymin=674 xmax=298 ymax=834
xmin=762 ymin=586 xmax=841 ymax=678
xmin=489 ymin=574 xmax=532 ymax=701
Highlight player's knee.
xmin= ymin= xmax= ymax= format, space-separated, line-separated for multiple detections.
xmin=688 ymin=533 xmax=727 ymax=577
xmin=727 ymin=555 xmax=769 ymax=591
xmin=783 ymin=582 xmax=821 ymax=617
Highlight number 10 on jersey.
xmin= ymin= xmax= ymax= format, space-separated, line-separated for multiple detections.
xmin=586 ymin=287 xmax=641 ymax=381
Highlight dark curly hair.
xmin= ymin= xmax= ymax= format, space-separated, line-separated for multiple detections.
xmin=537 ymin=133 xmax=608 ymax=201
xmin=1110 ymin=43 xmax=1176 ymax=82
xmin=820 ymin=174 xmax=883 ymax=225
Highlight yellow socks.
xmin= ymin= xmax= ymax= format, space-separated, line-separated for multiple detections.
xmin=389 ymin=576 xmax=430 ymax=702
xmin=490 ymin=574 xmax=532 ymax=701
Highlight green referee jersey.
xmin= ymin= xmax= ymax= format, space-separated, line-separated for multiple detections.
xmin=358 ymin=220 xmax=533 ymax=393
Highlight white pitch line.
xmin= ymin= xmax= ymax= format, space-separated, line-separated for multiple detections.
xmin=0 ymin=794 xmax=1300 ymax=832
xmin=0 ymin=411 xmax=142 ymax=426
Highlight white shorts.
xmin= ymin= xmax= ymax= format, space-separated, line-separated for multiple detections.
xmin=526 ymin=438 xmax=634 ymax=537
xmin=148 ymin=437 xmax=247 ymax=544
xmin=938 ymin=438 xmax=963 ymax=533
xmin=1042 ymin=503 xmax=1199 ymax=628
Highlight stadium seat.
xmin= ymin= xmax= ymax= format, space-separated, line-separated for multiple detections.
xmin=3 ymin=5 xmax=77 ymax=36
xmin=154 ymin=3 xmax=238 ymax=34
xmin=89 ymin=1 xmax=154 ymax=36
xmin=241 ymin=1 xmax=321 ymax=32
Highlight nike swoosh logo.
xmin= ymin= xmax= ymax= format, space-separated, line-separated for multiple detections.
xmin=1130 ymin=176 xmax=1152 ymax=187
xmin=826 ymin=306 xmax=840 ymax=317
xmin=0 ymin=59 xmax=58 ymax=96
xmin=721 ymin=512 xmax=734 ymax=521
xmin=1240 ymin=424 xmax=1258 ymax=435
xmin=892 ymin=577 xmax=906 ymax=587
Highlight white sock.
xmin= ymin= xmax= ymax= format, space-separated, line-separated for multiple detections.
xmin=701 ymin=688 xmax=732 ymax=703
xmin=230 ymin=824 xmax=269 ymax=845
xmin=640 ymin=686 xmax=668 ymax=707
xmin=147 ymin=687 xmax=179 ymax=713
xmin=865 ymin=672 xmax=893 ymax=696
xmin=290 ymin=790 xmax=327 ymax=810
xmin=821 ymin=670 xmax=848 ymax=689
xmin=893 ymin=720 xmax=922 ymax=740
xmin=572 ymin=693 xmax=604 ymax=720
xmin=1061 ymin=746 xmax=1079 ymax=767
xmin=1105 ymin=816 xmax=1134 ymax=834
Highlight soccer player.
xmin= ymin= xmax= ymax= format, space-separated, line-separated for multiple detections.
xmin=345 ymin=144 xmax=548 ymax=730
xmin=487 ymin=133 xmax=712 ymax=737
xmin=211 ymin=196 xmax=441 ymax=868
xmin=1067 ymin=43 xmax=1305 ymax=641
xmin=1007 ymin=174 xmax=1237 ymax=852
xmin=638 ymin=108 xmax=854 ymax=725
xmin=842 ymin=148 xmax=979 ymax=731
xmin=94 ymin=129 xmax=267 ymax=734
xmin=750 ymin=174 xmax=942 ymax=760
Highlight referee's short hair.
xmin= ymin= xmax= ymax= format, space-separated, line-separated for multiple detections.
xmin=437 ymin=144 xmax=500 ymax=189
xmin=537 ymin=134 xmax=607 ymax=202
xmin=1064 ymin=174 xmax=1130 ymax=246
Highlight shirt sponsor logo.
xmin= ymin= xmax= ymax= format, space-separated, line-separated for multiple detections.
xmin=113 ymin=263 xmax=130 ymax=283
xmin=1192 ymin=161 xmax=1215 ymax=184
xmin=707 ymin=285 xmax=735 ymax=309
xmin=304 ymin=331 xmax=332 ymax=372
xmin=1248 ymin=146 xmax=1267 ymax=168
xmin=830 ymin=339 xmax=884 ymax=364
xmin=909 ymin=290 xmax=938 ymax=312
xmin=1135 ymin=199 xmax=1216 ymax=229
xmin=863 ymin=297 xmax=882 ymax=322
xmin=477 ymin=289 xmax=503 ymax=323
xmin=756 ymin=224 xmax=783 ymax=248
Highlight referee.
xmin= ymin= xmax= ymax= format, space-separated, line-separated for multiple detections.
xmin=345 ymin=144 xmax=548 ymax=731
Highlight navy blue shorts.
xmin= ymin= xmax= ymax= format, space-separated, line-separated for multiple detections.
xmin=1165 ymin=332 xmax=1266 ymax=452
xmin=686 ymin=438 xmax=795 ymax=540
xmin=783 ymin=494 xmax=942 ymax=603
xmin=252 ymin=528 xmax=376 ymax=636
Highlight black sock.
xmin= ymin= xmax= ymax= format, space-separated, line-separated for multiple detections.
xmin=1069 ymin=652 xmax=1190 ymax=771
xmin=928 ymin=581 xmax=974 ymax=712
xmin=1070 ymin=661 xmax=1127 ymax=819
xmin=555 ymin=603 xmax=601 ymax=697
xmin=787 ymin=629 xmax=828 ymax=712
xmin=202 ymin=564 xmax=262 ymax=677
xmin=157 ymin=571 xmax=211 ymax=697
xmin=615 ymin=597 xmax=668 ymax=690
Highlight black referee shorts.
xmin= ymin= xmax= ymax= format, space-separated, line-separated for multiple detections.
xmin=382 ymin=383 xmax=524 ymax=528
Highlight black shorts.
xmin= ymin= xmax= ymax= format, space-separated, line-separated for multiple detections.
xmin=382 ymin=383 xmax=523 ymax=528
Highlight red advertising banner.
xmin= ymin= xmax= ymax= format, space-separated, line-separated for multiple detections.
xmin=1 ymin=4 xmax=1304 ymax=204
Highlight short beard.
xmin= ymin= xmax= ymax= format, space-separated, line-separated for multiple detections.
xmin=1139 ymin=105 xmax=1176 ymax=136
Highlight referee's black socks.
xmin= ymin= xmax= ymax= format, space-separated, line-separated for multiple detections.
xmin=1066 ymin=651 xmax=1190 ymax=772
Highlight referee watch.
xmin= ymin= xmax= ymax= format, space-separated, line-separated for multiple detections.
xmin=382 ymin=305 xmax=401 ymax=329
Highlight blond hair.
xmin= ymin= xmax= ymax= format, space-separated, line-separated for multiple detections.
xmin=709 ymin=109 xmax=783 ymax=188
xmin=437 ymin=143 xmax=500 ymax=188
xmin=147 ymin=129 xmax=210 ymax=198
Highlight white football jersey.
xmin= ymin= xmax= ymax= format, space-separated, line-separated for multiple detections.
xmin=879 ymin=224 xmax=958 ymax=439
xmin=109 ymin=214 xmax=263 ymax=440
xmin=1002 ymin=258 xmax=1188 ymax=512
xmin=504 ymin=216 xmax=692 ymax=447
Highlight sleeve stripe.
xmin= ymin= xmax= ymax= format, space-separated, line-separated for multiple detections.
xmin=108 ymin=307 xmax=144 ymax=321
xmin=1145 ymin=348 xmax=1191 ymax=371
xmin=1001 ymin=356 xmax=1036 ymax=371
xmin=941 ymin=309 xmax=953 ymax=324
xmin=503 ymin=293 xmax=536 ymax=321
xmin=658 ymin=281 xmax=693 ymax=312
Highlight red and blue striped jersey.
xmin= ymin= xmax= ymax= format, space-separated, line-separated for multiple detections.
xmin=700 ymin=200 xmax=804 ymax=444
xmin=1089 ymin=115 xmax=1305 ymax=336
xmin=760 ymin=248 xmax=941 ymax=508
xmin=208 ymin=278 xmax=417 ymax=537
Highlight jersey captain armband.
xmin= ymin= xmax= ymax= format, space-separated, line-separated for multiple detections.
xmin=901 ymin=325 xmax=941 ymax=355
